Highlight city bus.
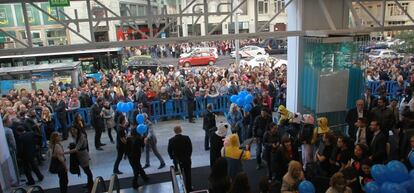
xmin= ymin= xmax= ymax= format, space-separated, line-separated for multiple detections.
xmin=0 ymin=47 xmax=123 ymax=81
xmin=0 ymin=62 xmax=81 ymax=95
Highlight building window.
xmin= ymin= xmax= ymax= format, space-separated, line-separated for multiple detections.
xmin=120 ymin=3 xmax=128 ymax=16
xmin=130 ymin=4 xmax=137 ymax=16
xmin=275 ymin=0 xmax=285 ymax=13
xmin=138 ymin=5 xmax=146 ymax=16
xmin=388 ymin=3 xmax=409 ymax=16
xmin=46 ymin=29 xmax=67 ymax=46
xmin=258 ymin=0 xmax=268 ymax=14
xmin=388 ymin=21 xmax=406 ymax=25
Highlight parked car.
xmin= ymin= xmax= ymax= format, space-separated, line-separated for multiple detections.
xmin=178 ymin=52 xmax=217 ymax=67
xmin=257 ymin=38 xmax=287 ymax=54
xmin=180 ymin=47 xmax=219 ymax=59
xmin=230 ymin=46 xmax=266 ymax=58
xmin=368 ymin=49 xmax=403 ymax=60
xmin=239 ymin=55 xmax=287 ymax=69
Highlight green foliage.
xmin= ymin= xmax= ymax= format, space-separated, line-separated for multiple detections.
xmin=394 ymin=31 xmax=414 ymax=53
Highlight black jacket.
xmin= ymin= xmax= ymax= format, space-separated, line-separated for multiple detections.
xmin=369 ymin=131 xmax=387 ymax=164
xmin=17 ymin=131 xmax=40 ymax=160
xmin=183 ymin=86 xmax=195 ymax=101
xmin=126 ymin=135 xmax=144 ymax=160
xmin=203 ymin=111 xmax=216 ymax=132
xmin=168 ymin=134 xmax=192 ymax=163
xmin=210 ymin=132 xmax=225 ymax=167
xmin=90 ymin=103 xmax=104 ymax=129
xmin=345 ymin=108 xmax=370 ymax=138
xmin=253 ymin=115 xmax=272 ymax=138
xmin=55 ymin=100 xmax=67 ymax=118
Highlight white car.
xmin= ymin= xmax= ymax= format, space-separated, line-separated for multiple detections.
xmin=231 ymin=46 xmax=266 ymax=58
xmin=180 ymin=47 xmax=219 ymax=59
xmin=239 ymin=55 xmax=287 ymax=69
xmin=368 ymin=49 xmax=403 ymax=60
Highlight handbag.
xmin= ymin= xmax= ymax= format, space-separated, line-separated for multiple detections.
xmin=49 ymin=144 xmax=64 ymax=174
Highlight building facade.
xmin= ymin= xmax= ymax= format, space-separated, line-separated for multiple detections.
xmin=0 ymin=2 xmax=68 ymax=49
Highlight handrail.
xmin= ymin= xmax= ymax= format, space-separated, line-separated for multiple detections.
xmin=12 ymin=188 xmax=27 ymax=193
xmin=27 ymin=186 xmax=44 ymax=193
xmin=170 ymin=166 xmax=180 ymax=193
xmin=91 ymin=176 xmax=107 ymax=193
xmin=107 ymin=174 xmax=120 ymax=193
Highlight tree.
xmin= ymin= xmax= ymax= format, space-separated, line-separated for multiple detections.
xmin=393 ymin=31 xmax=414 ymax=53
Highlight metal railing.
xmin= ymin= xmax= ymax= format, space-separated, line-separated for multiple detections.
xmin=12 ymin=188 xmax=27 ymax=193
xmin=171 ymin=165 xmax=187 ymax=193
xmin=91 ymin=176 xmax=107 ymax=193
xmin=26 ymin=186 xmax=44 ymax=193
xmin=107 ymin=174 xmax=120 ymax=193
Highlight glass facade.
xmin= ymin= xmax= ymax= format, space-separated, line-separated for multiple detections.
xmin=300 ymin=36 xmax=369 ymax=125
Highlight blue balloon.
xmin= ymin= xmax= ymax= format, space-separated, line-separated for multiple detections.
xmin=236 ymin=97 xmax=245 ymax=107
xmin=386 ymin=160 xmax=409 ymax=183
xmin=401 ymin=179 xmax=414 ymax=193
xmin=239 ymin=90 xmax=248 ymax=97
xmin=116 ymin=102 xmax=123 ymax=111
xmin=121 ymin=103 xmax=129 ymax=112
xmin=127 ymin=102 xmax=134 ymax=111
xmin=230 ymin=95 xmax=239 ymax=103
xmin=372 ymin=164 xmax=388 ymax=184
xmin=244 ymin=94 xmax=253 ymax=104
xmin=136 ymin=124 xmax=147 ymax=135
xmin=298 ymin=180 xmax=315 ymax=193
xmin=381 ymin=182 xmax=407 ymax=193
xmin=365 ymin=181 xmax=380 ymax=193
xmin=136 ymin=114 xmax=145 ymax=124
xmin=410 ymin=151 xmax=414 ymax=167
xmin=243 ymin=104 xmax=252 ymax=112
xmin=410 ymin=170 xmax=414 ymax=179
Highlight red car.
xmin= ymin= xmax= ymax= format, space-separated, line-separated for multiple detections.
xmin=178 ymin=52 xmax=216 ymax=67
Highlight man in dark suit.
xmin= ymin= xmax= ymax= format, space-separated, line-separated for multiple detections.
xmin=168 ymin=126 xmax=193 ymax=192
xmin=91 ymin=97 xmax=105 ymax=150
xmin=16 ymin=126 xmax=44 ymax=185
xmin=371 ymin=97 xmax=395 ymax=138
xmin=363 ymin=88 xmax=376 ymax=111
xmin=183 ymin=81 xmax=195 ymax=123
xmin=55 ymin=93 xmax=68 ymax=140
xmin=268 ymin=78 xmax=278 ymax=111
xmin=369 ymin=120 xmax=388 ymax=164
xmin=202 ymin=104 xmax=216 ymax=151
xmin=345 ymin=99 xmax=370 ymax=140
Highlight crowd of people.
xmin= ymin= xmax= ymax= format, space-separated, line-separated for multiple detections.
xmin=3 ymin=43 xmax=414 ymax=193
xmin=0 ymin=60 xmax=287 ymax=193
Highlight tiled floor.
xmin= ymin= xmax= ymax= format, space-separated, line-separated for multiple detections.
xmin=20 ymin=116 xmax=230 ymax=190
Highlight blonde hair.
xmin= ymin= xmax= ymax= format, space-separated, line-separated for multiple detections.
xmin=330 ymin=172 xmax=346 ymax=187
xmin=42 ymin=108 xmax=52 ymax=121
xmin=287 ymin=160 xmax=302 ymax=176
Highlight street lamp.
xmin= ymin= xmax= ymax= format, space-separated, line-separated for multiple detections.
xmin=233 ymin=0 xmax=243 ymax=68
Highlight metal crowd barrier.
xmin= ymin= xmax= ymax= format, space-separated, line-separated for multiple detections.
xmin=366 ymin=80 xmax=408 ymax=98
xmin=51 ymin=95 xmax=231 ymax=131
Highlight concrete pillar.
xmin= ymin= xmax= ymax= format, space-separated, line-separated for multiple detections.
xmin=286 ymin=0 xmax=349 ymax=112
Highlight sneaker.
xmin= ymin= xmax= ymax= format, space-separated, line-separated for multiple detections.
xmin=143 ymin=164 xmax=150 ymax=169
xmin=256 ymin=165 xmax=263 ymax=170
xmin=26 ymin=182 xmax=35 ymax=186
xmin=113 ymin=171 xmax=123 ymax=175
xmin=38 ymin=175 xmax=44 ymax=182
xmin=96 ymin=147 xmax=104 ymax=151
xmin=158 ymin=163 xmax=166 ymax=169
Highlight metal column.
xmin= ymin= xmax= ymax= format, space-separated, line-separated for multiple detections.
xmin=21 ymin=1 xmax=32 ymax=47
xmin=86 ymin=0 xmax=95 ymax=42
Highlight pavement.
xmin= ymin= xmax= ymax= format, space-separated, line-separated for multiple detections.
xmin=17 ymin=115 xmax=229 ymax=190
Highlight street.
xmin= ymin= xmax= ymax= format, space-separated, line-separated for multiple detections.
xmin=156 ymin=54 xmax=288 ymax=68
